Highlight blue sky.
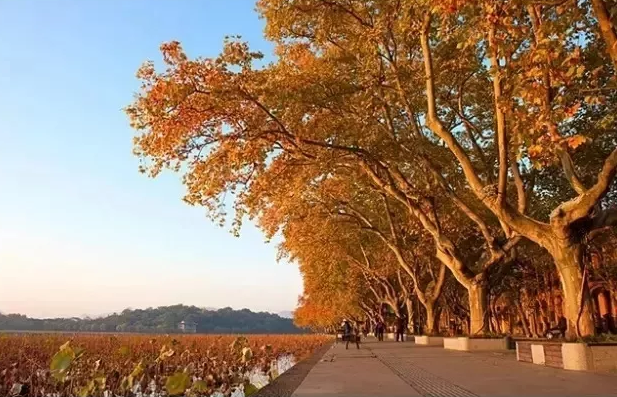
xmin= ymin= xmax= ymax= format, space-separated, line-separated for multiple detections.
xmin=0 ymin=0 xmax=303 ymax=318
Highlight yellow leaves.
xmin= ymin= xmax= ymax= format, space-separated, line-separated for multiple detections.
xmin=565 ymin=65 xmax=585 ymax=78
xmin=191 ymin=379 xmax=209 ymax=394
xmin=165 ymin=372 xmax=190 ymax=396
xmin=241 ymin=347 xmax=253 ymax=363
xmin=160 ymin=41 xmax=187 ymax=65
xmin=50 ymin=342 xmax=80 ymax=382
xmin=528 ymin=144 xmax=545 ymax=159
xmin=565 ymin=135 xmax=587 ymax=150
xmin=431 ymin=0 xmax=466 ymax=14
xmin=563 ymin=102 xmax=581 ymax=118
xmin=156 ymin=345 xmax=175 ymax=362
xmin=117 ymin=345 xmax=131 ymax=356
xmin=136 ymin=60 xmax=156 ymax=80
xmin=584 ymin=95 xmax=607 ymax=106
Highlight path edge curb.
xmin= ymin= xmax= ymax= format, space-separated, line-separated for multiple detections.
xmin=252 ymin=340 xmax=334 ymax=397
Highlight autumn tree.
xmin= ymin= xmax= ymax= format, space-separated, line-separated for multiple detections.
xmin=127 ymin=20 xmax=517 ymax=335
xmin=255 ymin=0 xmax=617 ymax=337
xmin=127 ymin=0 xmax=617 ymax=337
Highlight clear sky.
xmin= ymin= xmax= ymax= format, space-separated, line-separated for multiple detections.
xmin=0 ymin=0 xmax=303 ymax=319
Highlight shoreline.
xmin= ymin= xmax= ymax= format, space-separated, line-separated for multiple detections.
xmin=253 ymin=341 xmax=334 ymax=397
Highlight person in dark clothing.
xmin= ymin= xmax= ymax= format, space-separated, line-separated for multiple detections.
xmin=343 ymin=320 xmax=352 ymax=342
xmin=375 ymin=320 xmax=385 ymax=341
xmin=344 ymin=320 xmax=360 ymax=349
xmin=557 ymin=316 xmax=567 ymax=338
xmin=395 ymin=316 xmax=406 ymax=342
xmin=545 ymin=316 xmax=568 ymax=339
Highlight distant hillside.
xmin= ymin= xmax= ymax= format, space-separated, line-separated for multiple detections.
xmin=0 ymin=305 xmax=305 ymax=334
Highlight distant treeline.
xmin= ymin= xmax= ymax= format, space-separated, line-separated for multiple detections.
xmin=0 ymin=304 xmax=305 ymax=334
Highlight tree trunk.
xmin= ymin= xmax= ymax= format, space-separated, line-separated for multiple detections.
xmin=547 ymin=274 xmax=557 ymax=326
xmin=530 ymin=312 xmax=540 ymax=338
xmin=405 ymin=298 xmax=414 ymax=333
xmin=591 ymin=0 xmax=617 ymax=70
xmin=425 ymin=301 xmax=441 ymax=335
xmin=551 ymin=244 xmax=595 ymax=338
xmin=516 ymin=301 xmax=531 ymax=337
xmin=538 ymin=298 xmax=550 ymax=334
xmin=490 ymin=300 xmax=502 ymax=334
xmin=468 ymin=283 xmax=489 ymax=335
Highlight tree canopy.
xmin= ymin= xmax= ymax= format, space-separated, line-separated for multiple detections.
xmin=127 ymin=0 xmax=617 ymax=337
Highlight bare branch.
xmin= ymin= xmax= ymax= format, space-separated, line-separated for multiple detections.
xmin=420 ymin=12 xmax=486 ymax=196
xmin=558 ymin=149 xmax=588 ymax=195
xmin=488 ymin=23 xmax=508 ymax=207
xmin=510 ymin=159 xmax=527 ymax=214
xmin=557 ymin=147 xmax=617 ymax=224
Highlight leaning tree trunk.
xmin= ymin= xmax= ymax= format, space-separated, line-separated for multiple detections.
xmin=468 ymin=282 xmax=489 ymax=335
xmin=550 ymin=243 xmax=595 ymax=338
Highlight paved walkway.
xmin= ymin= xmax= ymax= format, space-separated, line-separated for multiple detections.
xmin=292 ymin=339 xmax=617 ymax=397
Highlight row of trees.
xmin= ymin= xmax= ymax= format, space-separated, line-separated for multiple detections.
xmin=127 ymin=0 xmax=617 ymax=338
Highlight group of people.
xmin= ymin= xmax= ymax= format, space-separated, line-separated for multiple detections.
xmin=375 ymin=317 xmax=407 ymax=342
xmin=374 ymin=319 xmax=386 ymax=341
xmin=340 ymin=316 xmax=409 ymax=348
xmin=375 ymin=316 xmax=408 ymax=342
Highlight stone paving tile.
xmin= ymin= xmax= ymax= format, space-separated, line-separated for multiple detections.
xmin=293 ymin=339 xmax=617 ymax=397
xmin=378 ymin=355 xmax=478 ymax=397
xmin=292 ymin=342 xmax=420 ymax=397
xmin=368 ymin=341 xmax=617 ymax=396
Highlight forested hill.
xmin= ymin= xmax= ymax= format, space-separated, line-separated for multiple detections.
xmin=0 ymin=305 xmax=304 ymax=334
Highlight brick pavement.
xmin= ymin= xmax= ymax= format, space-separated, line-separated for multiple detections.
xmin=292 ymin=339 xmax=617 ymax=397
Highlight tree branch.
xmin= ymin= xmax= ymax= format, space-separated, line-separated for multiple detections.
xmin=591 ymin=0 xmax=617 ymax=71
xmin=558 ymin=149 xmax=588 ymax=195
xmin=510 ymin=159 xmax=527 ymax=214
xmin=556 ymin=147 xmax=617 ymax=225
xmin=420 ymin=12 xmax=486 ymax=197
xmin=488 ymin=23 xmax=508 ymax=207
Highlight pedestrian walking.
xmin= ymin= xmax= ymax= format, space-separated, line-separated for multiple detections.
xmin=395 ymin=316 xmax=405 ymax=342
xmin=343 ymin=320 xmax=360 ymax=349
xmin=375 ymin=319 xmax=385 ymax=341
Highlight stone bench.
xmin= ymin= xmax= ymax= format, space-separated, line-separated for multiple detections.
xmin=516 ymin=341 xmax=617 ymax=372
xmin=443 ymin=337 xmax=508 ymax=351
xmin=414 ymin=335 xmax=444 ymax=346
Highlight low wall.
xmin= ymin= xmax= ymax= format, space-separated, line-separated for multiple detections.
xmin=561 ymin=343 xmax=591 ymax=371
xmin=516 ymin=341 xmax=532 ymax=363
xmin=517 ymin=341 xmax=563 ymax=368
xmin=444 ymin=337 xmax=507 ymax=351
xmin=590 ymin=345 xmax=617 ymax=373
xmin=383 ymin=333 xmax=413 ymax=341
xmin=516 ymin=341 xmax=617 ymax=372
xmin=414 ymin=335 xmax=444 ymax=346
xmin=443 ymin=337 xmax=462 ymax=350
